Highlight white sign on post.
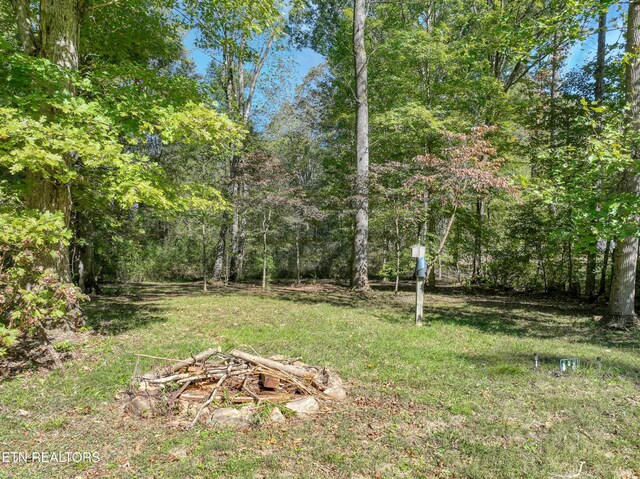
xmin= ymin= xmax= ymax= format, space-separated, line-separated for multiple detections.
xmin=411 ymin=244 xmax=426 ymax=259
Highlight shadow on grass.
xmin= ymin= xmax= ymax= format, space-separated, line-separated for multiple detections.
xmin=425 ymin=303 xmax=639 ymax=350
xmin=455 ymin=350 xmax=640 ymax=381
xmin=90 ymin=281 xmax=639 ymax=350
xmin=236 ymin=281 xmax=639 ymax=351
xmin=85 ymin=295 xmax=167 ymax=335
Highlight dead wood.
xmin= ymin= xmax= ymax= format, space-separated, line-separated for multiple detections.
xmin=230 ymin=350 xmax=315 ymax=379
xmin=143 ymin=347 xmax=220 ymax=380
xmin=126 ymin=348 xmax=346 ymax=427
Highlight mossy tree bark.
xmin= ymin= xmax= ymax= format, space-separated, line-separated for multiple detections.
xmin=13 ymin=0 xmax=83 ymax=283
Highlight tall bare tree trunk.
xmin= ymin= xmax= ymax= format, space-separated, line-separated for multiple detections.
xmin=295 ymin=228 xmax=301 ymax=284
xmin=599 ymin=239 xmax=611 ymax=296
xmin=18 ymin=0 xmax=83 ymax=283
xmin=212 ymin=219 xmax=227 ymax=281
xmin=586 ymin=8 xmax=607 ymax=299
xmin=607 ymin=0 xmax=640 ymax=326
xmin=472 ymin=199 xmax=483 ymax=278
xmin=202 ymin=222 xmax=208 ymax=291
xmin=352 ymin=0 xmax=370 ymax=292
xmin=394 ymin=211 xmax=401 ymax=294
xmin=427 ymin=212 xmax=436 ymax=289
xmin=261 ymin=209 xmax=271 ymax=290
xmin=228 ymin=158 xmax=243 ymax=282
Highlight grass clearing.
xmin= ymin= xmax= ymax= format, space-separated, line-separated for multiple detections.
xmin=1 ymin=282 xmax=639 ymax=478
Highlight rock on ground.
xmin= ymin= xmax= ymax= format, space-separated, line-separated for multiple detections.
xmin=127 ymin=395 xmax=155 ymax=417
xmin=285 ymin=396 xmax=319 ymax=415
xmin=268 ymin=407 xmax=286 ymax=423
xmin=209 ymin=406 xmax=255 ymax=429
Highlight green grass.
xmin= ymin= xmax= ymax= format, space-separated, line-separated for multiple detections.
xmin=1 ymin=282 xmax=639 ymax=478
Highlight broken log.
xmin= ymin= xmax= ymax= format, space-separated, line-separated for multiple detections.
xmin=142 ymin=348 xmax=219 ymax=380
xmin=230 ymin=350 xmax=315 ymax=379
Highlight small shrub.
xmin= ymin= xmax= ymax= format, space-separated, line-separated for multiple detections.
xmin=0 ymin=202 xmax=86 ymax=363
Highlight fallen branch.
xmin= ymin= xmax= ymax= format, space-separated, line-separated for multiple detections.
xmin=143 ymin=348 xmax=219 ymax=379
xmin=189 ymin=371 xmax=229 ymax=429
xmin=230 ymin=350 xmax=315 ymax=379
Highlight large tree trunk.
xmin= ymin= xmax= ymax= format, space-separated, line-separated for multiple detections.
xmin=607 ymin=0 xmax=640 ymax=326
xmin=472 ymin=199 xmax=483 ymax=278
xmin=351 ymin=0 xmax=370 ymax=292
xmin=19 ymin=0 xmax=83 ymax=283
xmin=212 ymin=219 xmax=227 ymax=281
xmin=228 ymin=157 xmax=244 ymax=282
xmin=586 ymin=9 xmax=608 ymax=299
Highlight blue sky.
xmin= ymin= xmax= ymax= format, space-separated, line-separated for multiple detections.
xmin=567 ymin=4 xmax=626 ymax=72
xmin=183 ymin=30 xmax=324 ymax=88
xmin=183 ymin=3 xmax=624 ymax=113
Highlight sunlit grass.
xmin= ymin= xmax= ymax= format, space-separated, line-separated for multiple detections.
xmin=0 ymin=282 xmax=639 ymax=478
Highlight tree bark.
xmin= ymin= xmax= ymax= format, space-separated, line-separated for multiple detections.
xmin=586 ymin=9 xmax=607 ymax=299
xmin=19 ymin=0 xmax=83 ymax=283
xmin=295 ymin=227 xmax=301 ymax=284
xmin=394 ymin=211 xmax=401 ymax=294
xmin=599 ymin=239 xmax=611 ymax=296
xmin=472 ymin=199 xmax=483 ymax=278
xmin=426 ymin=212 xmax=436 ymax=289
xmin=202 ymin=222 xmax=207 ymax=291
xmin=212 ymin=217 xmax=228 ymax=281
xmin=261 ymin=208 xmax=271 ymax=290
xmin=607 ymin=0 xmax=640 ymax=326
xmin=11 ymin=0 xmax=36 ymax=54
xmin=351 ymin=0 xmax=371 ymax=292
xmin=228 ymin=158 xmax=244 ymax=282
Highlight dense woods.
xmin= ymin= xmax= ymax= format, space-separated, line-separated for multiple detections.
xmin=2 ymin=0 xmax=640 ymax=360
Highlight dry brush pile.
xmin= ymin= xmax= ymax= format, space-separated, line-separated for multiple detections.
xmin=123 ymin=348 xmax=347 ymax=429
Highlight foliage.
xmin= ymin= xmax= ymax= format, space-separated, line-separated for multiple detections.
xmin=0 ymin=195 xmax=85 ymax=357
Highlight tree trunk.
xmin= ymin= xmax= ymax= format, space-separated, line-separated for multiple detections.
xmin=202 ymin=222 xmax=207 ymax=291
xmin=19 ymin=0 xmax=83 ymax=283
xmin=75 ymin=213 xmax=98 ymax=295
xmin=11 ymin=0 xmax=36 ymax=54
xmin=472 ymin=199 xmax=483 ymax=278
xmin=24 ymin=177 xmax=73 ymax=282
xmin=237 ymin=207 xmax=247 ymax=279
xmin=586 ymin=9 xmax=607 ymax=299
xmin=212 ymin=218 xmax=228 ymax=281
xmin=394 ymin=211 xmax=401 ymax=294
xmin=607 ymin=0 xmax=640 ymax=326
xmin=295 ymin=227 xmax=301 ymax=284
xmin=599 ymin=239 xmax=611 ymax=296
xmin=261 ymin=210 xmax=270 ymax=290
xmin=228 ymin=158 xmax=245 ymax=282
xmin=585 ymin=249 xmax=597 ymax=298
xmin=351 ymin=0 xmax=370 ymax=292
xmin=427 ymin=212 xmax=436 ymax=289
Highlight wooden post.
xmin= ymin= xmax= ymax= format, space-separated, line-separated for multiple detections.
xmin=412 ymin=244 xmax=426 ymax=327
xmin=416 ymin=277 xmax=424 ymax=326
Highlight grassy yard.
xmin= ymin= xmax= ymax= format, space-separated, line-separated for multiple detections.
xmin=1 ymin=282 xmax=639 ymax=478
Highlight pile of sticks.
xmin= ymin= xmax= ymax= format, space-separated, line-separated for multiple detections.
xmin=129 ymin=348 xmax=343 ymax=427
